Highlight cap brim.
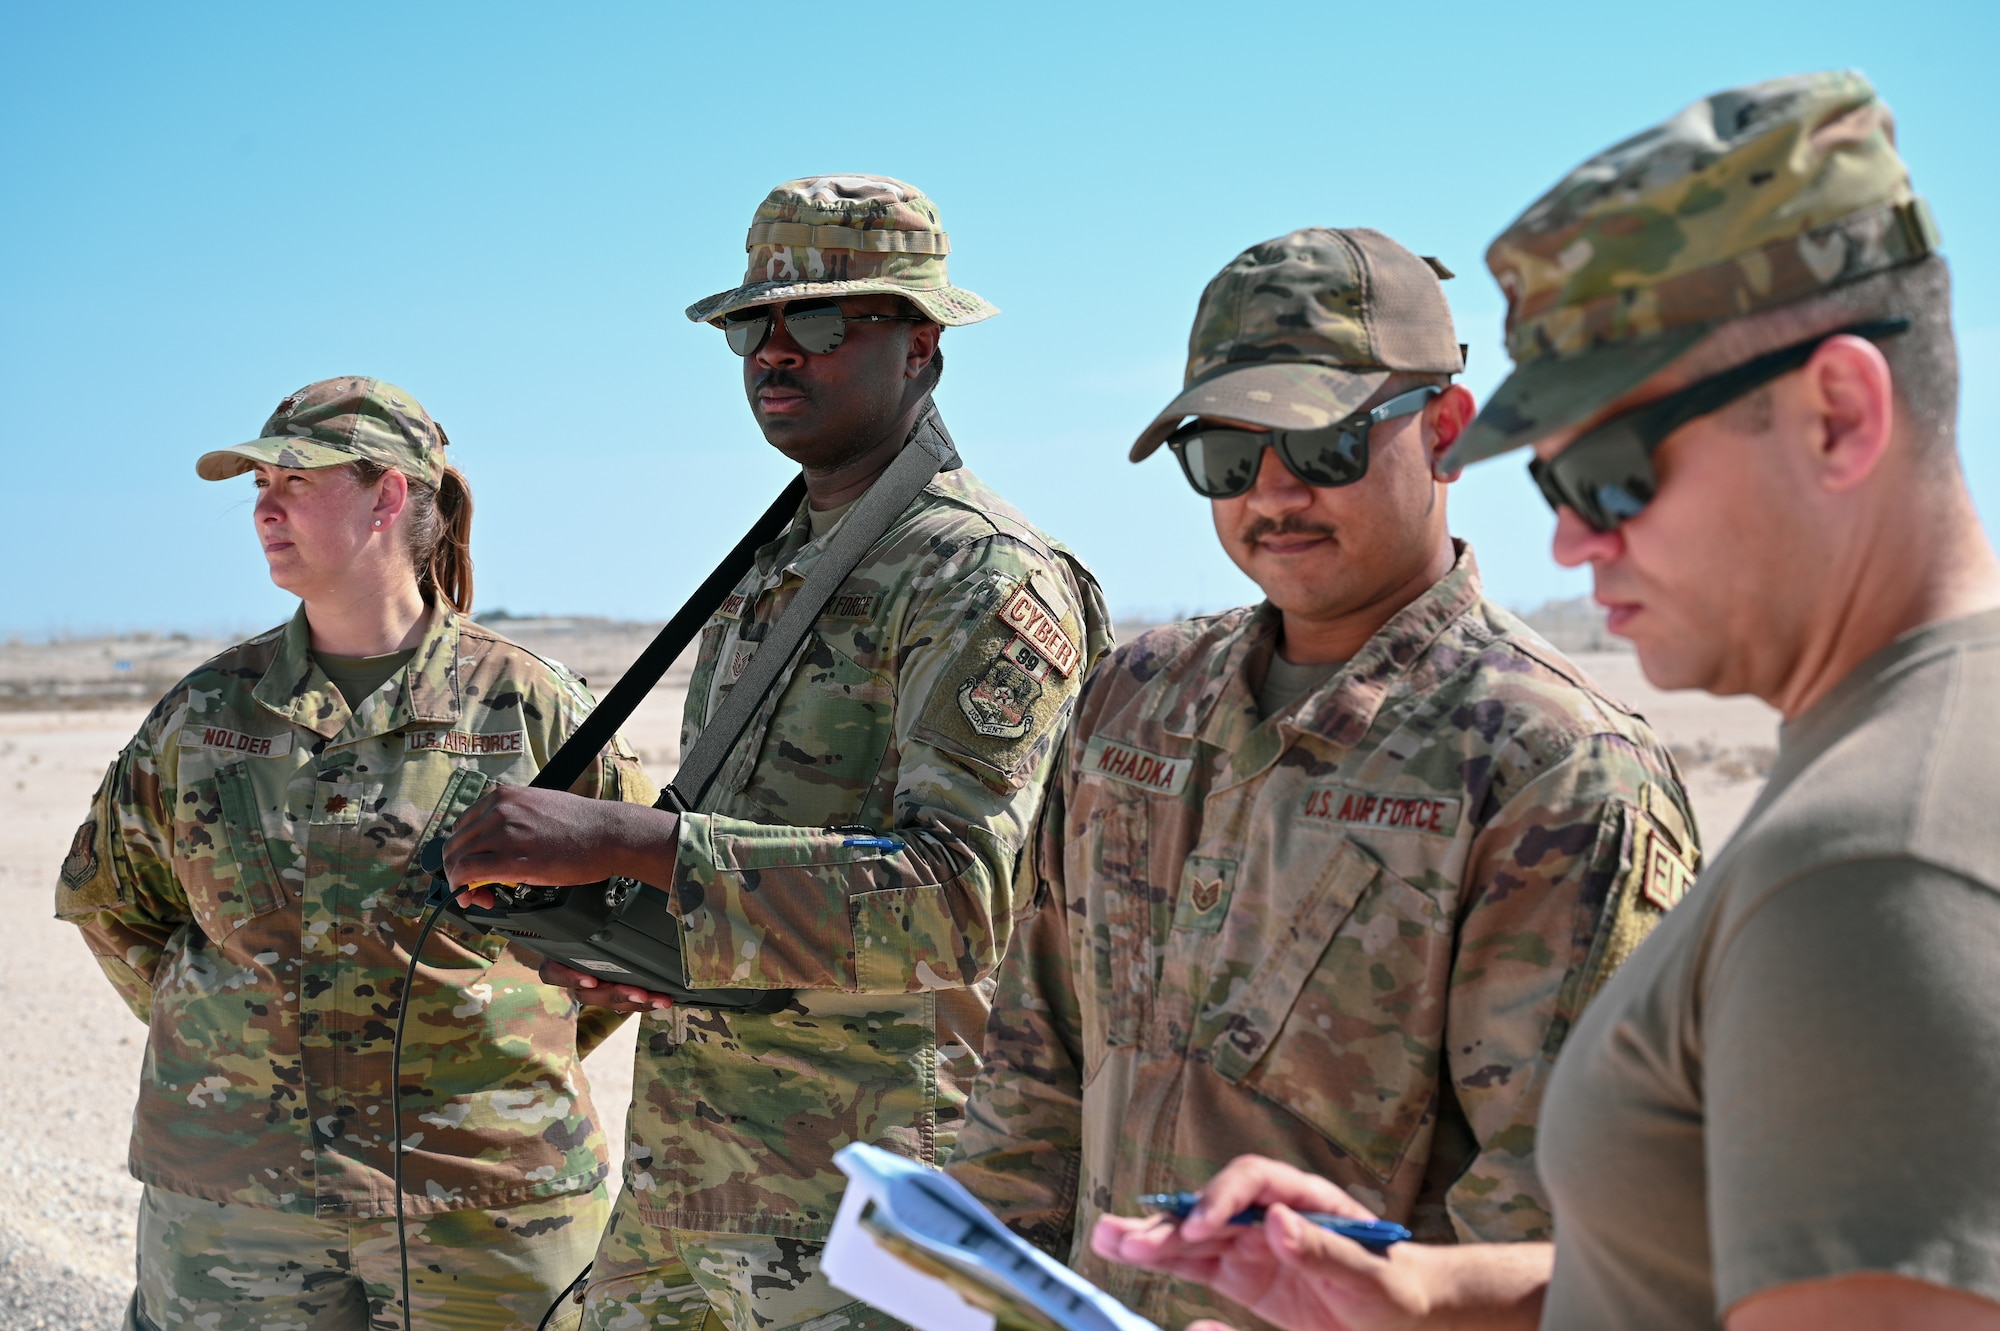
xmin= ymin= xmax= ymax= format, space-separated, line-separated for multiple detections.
xmin=1443 ymin=328 xmax=1709 ymax=472
xmin=685 ymin=279 xmax=997 ymax=327
xmin=195 ymin=437 xmax=355 ymax=481
xmin=1128 ymin=362 xmax=1391 ymax=462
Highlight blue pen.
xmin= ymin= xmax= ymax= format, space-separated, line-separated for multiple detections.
xmin=842 ymin=835 xmax=901 ymax=850
xmin=1137 ymin=1192 xmax=1411 ymax=1254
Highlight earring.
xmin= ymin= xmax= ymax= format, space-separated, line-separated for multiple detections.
xmin=373 ymin=519 xmax=383 ymax=527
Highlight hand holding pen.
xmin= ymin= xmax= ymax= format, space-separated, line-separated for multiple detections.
xmin=1090 ymin=1156 xmax=1450 ymax=1331
xmin=1138 ymin=1192 xmax=1412 ymax=1255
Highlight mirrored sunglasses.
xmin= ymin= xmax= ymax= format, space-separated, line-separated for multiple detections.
xmin=719 ymin=299 xmax=926 ymax=357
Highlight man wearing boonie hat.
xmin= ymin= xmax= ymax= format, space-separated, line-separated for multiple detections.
xmin=1088 ymin=71 xmax=2000 ymax=1331
xmin=436 ymin=176 xmax=1112 ymax=1331
xmin=946 ymin=225 xmax=1695 ymax=1331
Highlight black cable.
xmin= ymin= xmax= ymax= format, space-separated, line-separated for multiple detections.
xmin=391 ymin=896 xmax=448 ymax=1331
xmin=537 ymin=1261 xmax=593 ymax=1330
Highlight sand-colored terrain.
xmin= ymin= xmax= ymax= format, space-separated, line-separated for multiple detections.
xmin=0 ymin=620 xmax=1777 ymax=1324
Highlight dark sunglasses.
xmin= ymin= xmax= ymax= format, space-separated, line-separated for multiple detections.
xmin=719 ymin=299 xmax=926 ymax=357
xmin=1528 ymin=318 xmax=1910 ymax=532
xmin=1166 ymin=386 xmax=1442 ymax=499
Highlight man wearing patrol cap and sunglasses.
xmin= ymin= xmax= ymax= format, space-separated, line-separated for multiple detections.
xmin=946 ymin=226 xmax=1695 ymax=1331
xmin=1091 ymin=72 xmax=2000 ymax=1331
xmin=438 ymin=175 xmax=1111 ymax=1331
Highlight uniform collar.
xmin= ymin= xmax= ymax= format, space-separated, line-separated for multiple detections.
xmin=253 ymin=604 xmax=465 ymax=741
xmin=761 ymin=471 xmax=952 ymax=585
xmin=1164 ymin=543 xmax=1486 ymax=780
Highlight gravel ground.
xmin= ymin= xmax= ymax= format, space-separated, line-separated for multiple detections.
xmin=0 ymin=630 xmax=1777 ymax=1327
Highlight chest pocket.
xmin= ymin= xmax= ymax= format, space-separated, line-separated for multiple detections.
xmin=730 ymin=633 xmax=895 ymax=827
xmin=1077 ymin=797 xmax=1155 ymax=1078
xmin=1206 ymin=837 xmax=1453 ymax=1183
xmin=392 ymin=763 xmax=498 ymax=919
xmin=172 ymin=762 xmax=290 ymax=941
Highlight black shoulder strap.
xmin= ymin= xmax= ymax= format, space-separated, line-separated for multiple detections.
xmin=666 ymin=404 xmax=959 ymax=812
xmin=522 ymin=478 xmax=804 ymax=795
xmin=527 ymin=402 xmax=959 ymax=805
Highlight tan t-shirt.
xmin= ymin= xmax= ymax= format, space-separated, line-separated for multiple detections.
xmin=1538 ymin=608 xmax=2000 ymax=1329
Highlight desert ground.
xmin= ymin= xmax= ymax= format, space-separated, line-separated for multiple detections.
xmin=0 ymin=614 xmax=1778 ymax=1325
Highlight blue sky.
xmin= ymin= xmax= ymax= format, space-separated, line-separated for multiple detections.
xmin=4 ymin=1 xmax=1996 ymax=638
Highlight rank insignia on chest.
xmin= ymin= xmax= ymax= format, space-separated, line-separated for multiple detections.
xmin=1173 ymin=855 xmax=1237 ymax=932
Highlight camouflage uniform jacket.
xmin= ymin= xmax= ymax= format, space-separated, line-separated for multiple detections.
xmin=56 ymin=607 xmax=658 ymax=1218
xmin=947 ymin=546 xmax=1699 ymax=1329
xmin=627 ymin=462 xmax=1111 ymax=1240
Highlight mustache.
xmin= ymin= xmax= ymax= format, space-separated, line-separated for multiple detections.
xmin=1238 ymin=515 xmax=1338 ymax=545
xmin=753 ymin=368 xmax=809 ymax=396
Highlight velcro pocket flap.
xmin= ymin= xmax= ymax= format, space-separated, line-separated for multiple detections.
xmin=400 ymin=766 xmax=495 ymax=920
xmin=1206 ymin=837 xmax=1383 ymax=1083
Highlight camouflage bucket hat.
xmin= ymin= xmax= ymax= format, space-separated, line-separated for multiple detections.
xmin=196 ymin=377 xmax=449 ymax=487
xmin=685 ymin=174 xmax=997 ymax=327
xmin=1447 ymin=69 xmax=1942 ymax=471
xmin=1130 ymin=228 xmax=1465 ymax=462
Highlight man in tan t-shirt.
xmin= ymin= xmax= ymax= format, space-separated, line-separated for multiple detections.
xmin=1088 ymin=71 xmax=2000 ymax=1331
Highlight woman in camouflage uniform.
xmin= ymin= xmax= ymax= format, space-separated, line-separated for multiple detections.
xmin=55 ymin=378 xmax=656 ymax=1331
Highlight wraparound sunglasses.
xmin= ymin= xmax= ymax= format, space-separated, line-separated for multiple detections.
xmin=1528 ymin=318 xmax=1910 ymax=532
xmin=1166 ymin=386 xmax=1442 ymax=499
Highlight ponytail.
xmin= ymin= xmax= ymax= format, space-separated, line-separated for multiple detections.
xmin=348 ymin=461 xmax=476 ymax=613
xmin=423 ymin=466 xmax=475 ymax=613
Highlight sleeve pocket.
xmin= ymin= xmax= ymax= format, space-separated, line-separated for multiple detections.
xmin=852 ymin=883 xmax=961 ymax=992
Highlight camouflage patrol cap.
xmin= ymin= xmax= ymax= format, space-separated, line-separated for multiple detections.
xmin=1446 ymin=70 xmax=1943 ymax=470
xmin=685 ymin=174 xmax=997 ymax=327
xmin=1129 ymin=228 xmax=1465 ymax=462
xmin=195 ymin=376 xmax=449 ymax=487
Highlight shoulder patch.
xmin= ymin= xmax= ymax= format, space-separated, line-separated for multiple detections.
xmin=999 ymin=586 xmax=1079 ymax=677
xmin=60 ymin=819 xmax=99 ymax=892
xmin=179 ymin=725 xmax=294 ymax=759
xmin=1639 ymin=825 xmax=1695 ymax=910
xmin=1079 ymin=734 xmax=1192 ymax=796
xmin=54 ymin=812 xmax=122 ymax=917
xmin=1573 ymin=803 xmax=1688 ymax=1014
xmin=914 ymin=578 xmax=1087 ymax=786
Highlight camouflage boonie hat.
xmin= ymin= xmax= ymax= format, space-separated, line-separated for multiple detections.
xmin=1129 ymin=228 xmax=1465 ymax=461
xmin=196 ymin=376 xmax=449 ymax=487
xmin=1446 ymin=70 xmax=1942 ymax=470
xmin=685 ymin=174 xmax=996 ymax=327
